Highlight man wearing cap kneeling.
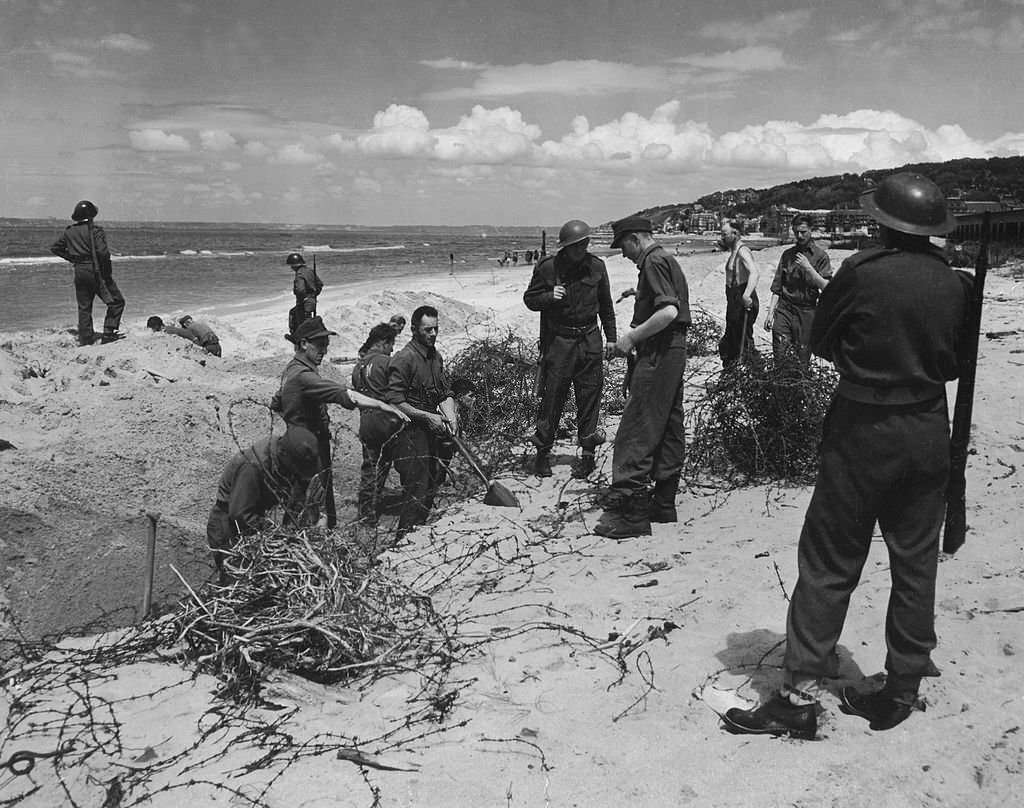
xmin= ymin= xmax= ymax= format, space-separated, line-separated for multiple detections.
xmin=594 ymin=216 xmax=691 ymax=539
xmin=524 ymin=219 xmax=616 ymax=479
xmin=206 ymin=426 xmax=320 ymax=581
xmin=271 ymin=316 xmax=408 ymax=528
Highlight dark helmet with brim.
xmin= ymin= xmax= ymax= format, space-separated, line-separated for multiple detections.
xmin=72 ymin=200 xmax=98 ymax=221
xmin=860 ymin=172 xmax=956 ymax=236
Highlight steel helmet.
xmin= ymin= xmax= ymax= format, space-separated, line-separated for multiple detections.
xmin=860 ymin=173 xmax=956 ymax=236
xmin=286 ymin=252 xmax=306 ymax=267
xmin=72 ymin=200 xmax=98 ymax=221
xmin=556 ymin=219 xmax=591 ymax=251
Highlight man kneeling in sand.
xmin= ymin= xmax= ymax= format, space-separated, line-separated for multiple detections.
xmin=206 ymin=426 xmax=320 ymax=582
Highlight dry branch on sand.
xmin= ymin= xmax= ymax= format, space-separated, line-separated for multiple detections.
xmin=174 ymin=528 xmax=451 ymax=704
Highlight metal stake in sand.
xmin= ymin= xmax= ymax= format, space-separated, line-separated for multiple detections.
xmin=141 ymin=511 xmax=160 ymax=621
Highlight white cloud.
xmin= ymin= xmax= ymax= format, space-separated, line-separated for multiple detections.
xmin=357 ymin=104 xmax=436 ymax=157
xmin=272 ymin=143 xmax=322 ymax=165
xmin=699 ymin=9 xmax=813 ymax=43
xmin=420 ymin=57 xmax=490 ymax=70
xmin=100 ymin=34 xmax=152 ymax=53
xmin=426 ymin=60 xmax=673 ymax=99
xmin=353 ymin=175 xmax=382 ymax=194
xmin=674 ymin=45 xmax=786 ymax=72
xmin=433 ymin=106 xmax=540 ymax=163
xmin=539 ymin=101 xmax=713 ymax=169
xmin=129 ymin=128 xmax=190 ymax=152
xmin=221 ymin=161 xmax=242 ymax=171
xmin=243 ymin=140 xmax=271 ymax=157
xmin=709 ymin=109 xmax=1008 ymax=172
xmin=199 ymin=129 xmax=238 ymax=151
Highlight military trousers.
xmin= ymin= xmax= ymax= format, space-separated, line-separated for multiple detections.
xmin=609 ymin=331 xmax=687 ymax=493
xmin=784 ymin=394 xmax=950 ymax=685
xmin=532 ymin=331 xmax=603 ymax=452
xmin=74 ymin=264 xmax=125 ymax=344
xmin=771 ymin=300 xmax=815 ymax=366
xmin=392 ymin=423 xmax=446 ymax=531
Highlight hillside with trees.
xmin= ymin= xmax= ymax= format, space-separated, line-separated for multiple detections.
xmin=634 ymin=155 xmax=1024 ymax=227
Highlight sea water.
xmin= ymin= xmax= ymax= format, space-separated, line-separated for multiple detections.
xmin=0 ymin=221 xmax=551 ymax=332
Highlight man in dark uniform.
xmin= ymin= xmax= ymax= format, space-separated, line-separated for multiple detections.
xmin=50 ymin=200 xmax=126 ymax=346
xmin=594 ymin=216 xmax=691 ymax=539
xmin=206 ymin=426 xmax=320 ymax=580
xmin=287 ymin=252 xmax=323 ymax=335
xmin=352 ymin=322 xmax=403 ymax=522
xmin=385 ymin=305 xmax=459 ymax=536
xmin=271 ymin=316 xmax=407 ymax=528
xmin=524 ymin=219 xmax=616 ymax=479
xmin=724 ymin=173 xmax=973 ymax=740
xmin=764 ymin=214 xmax=832 ymax=366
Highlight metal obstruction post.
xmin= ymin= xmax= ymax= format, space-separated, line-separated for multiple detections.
xmin=142 ymin=511 xmax=160 ymax=621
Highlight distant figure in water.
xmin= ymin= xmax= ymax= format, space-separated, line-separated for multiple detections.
xmin=449 ymin=252 xmax=455 ymax=266
xmin=147 ymin=314 xmax=222 ymax=356
xmin=50 ymin=200 xmax=126 ymax=346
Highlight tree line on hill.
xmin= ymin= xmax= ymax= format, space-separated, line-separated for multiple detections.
xmin=632 ymin=155 xmax=1024 ymax=227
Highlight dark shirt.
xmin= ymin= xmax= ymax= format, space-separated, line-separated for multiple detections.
xmin=631 ymin=244 xmax=691 ymax=332
xmin=50 ymin=221 xmax=113 ymax=273
xmin=271 ymin=354 xmax=355 ymax=436
xmin=523 ymin=253 xmax=617 ymax=344
xmin=352 ymin=348 xmax=391 ymax=400
xmin=293 ymin=265 xmax=323 ymax=303
xmin=771 ymin=241 xmax=833 ymax=308
xmin=215 ymin=438 xmax=288 ymax=533
xmin=167 ymin=321 xmax=219 ymax=346
xmin=811 ymin=246 xmax=972 ymax=390
xmin=385 ymin=338 xmax=450 ymax=411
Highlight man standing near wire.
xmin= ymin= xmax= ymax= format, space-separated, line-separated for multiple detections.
xmin=524 ymin=219 xmax=616 ymax=479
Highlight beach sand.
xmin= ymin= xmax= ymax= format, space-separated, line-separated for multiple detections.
xmin=1 ymin=245 xmax=1022 ymax=806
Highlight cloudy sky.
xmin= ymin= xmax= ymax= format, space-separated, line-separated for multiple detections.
xmin=2 ymin=0 xmax=1023 ymax=225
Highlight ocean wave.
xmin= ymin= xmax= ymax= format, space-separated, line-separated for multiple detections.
xmin=297 ymin=244 xmax=406 ymax=254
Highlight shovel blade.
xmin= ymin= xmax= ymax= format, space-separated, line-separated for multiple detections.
xmin=484 ymin=481 xmax=520 ymax=508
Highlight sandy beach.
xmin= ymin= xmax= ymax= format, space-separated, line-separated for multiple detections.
xmin=1 ymin=244 xmax=1023 ymax=807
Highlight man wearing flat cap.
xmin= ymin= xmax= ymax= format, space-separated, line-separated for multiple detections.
xmin=724 ymin=173 xmax=973 ymax=740
xmin=523 ymin=218 xmax=616 ymax=479
xmin=271 ymin=316 xmax=408 ymax=527
xmin=594 ymin=216 xmax=691 ymax=539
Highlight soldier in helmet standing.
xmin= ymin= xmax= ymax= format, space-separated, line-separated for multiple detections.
xmin=724 ymin=173 xmax=973 ymax=740
xmin=523 ymin=219 xmax=616 ymax=479
xmin=50 ymin=200 xmax=126 ymax=346
xmin=287 ymin=252 xmax=323 ymax=336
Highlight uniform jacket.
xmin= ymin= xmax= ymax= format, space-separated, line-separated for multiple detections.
xmin=271 ymin=354 xmax=355 ymax=435
xmin=631 ymin=245 xmax=691 ymax=338
xmin=385 ymin=338 xmax=450 ymax=412
xmin=524 ymin=253 xmax=616 ymax=353
xmin=50 ymin=221 xmax=113 ymax=275
xmin=293 ymin=265 xmax=323 ymax=305
xmin=811 ymin=246 xmax=972 ymax=391
xmin=771 ymin=241 xmax=833 ymax=308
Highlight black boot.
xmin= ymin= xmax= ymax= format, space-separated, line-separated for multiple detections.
xmin=533 ymin=450 xmax=552 ymax=478
xmin=594 ymin=489 xmax=651 ymax=539
xmin=570 ymin=451 xmax=596 ymax=479
xmin=650 ymin=474 xmax=680 ymax=523
xmin=839 ymin=686 xmax=915 ymax=731
xmin=723 ymin=693 xmax=817 ymax=740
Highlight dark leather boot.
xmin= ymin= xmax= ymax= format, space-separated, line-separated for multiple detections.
xmin=570 ymin=451 xmax=596 ymax=479
xmin=723 ymin=693 xmax=817 ymax=740
xmin=650 ymin=474 xmax=680 ymax=523
xmin=839 ymin=686 xmax=915 ymax=731
xmin=533 ymin=450 xmax=552 ymax=478
xmin=594 ymin=490 xmax=651 ymax=539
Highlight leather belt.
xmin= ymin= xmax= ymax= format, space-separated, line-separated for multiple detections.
xmin=837 ymin=378 xmax=944 ymax=406
xmin=553 ymin=322 xmax=597 ymax=338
